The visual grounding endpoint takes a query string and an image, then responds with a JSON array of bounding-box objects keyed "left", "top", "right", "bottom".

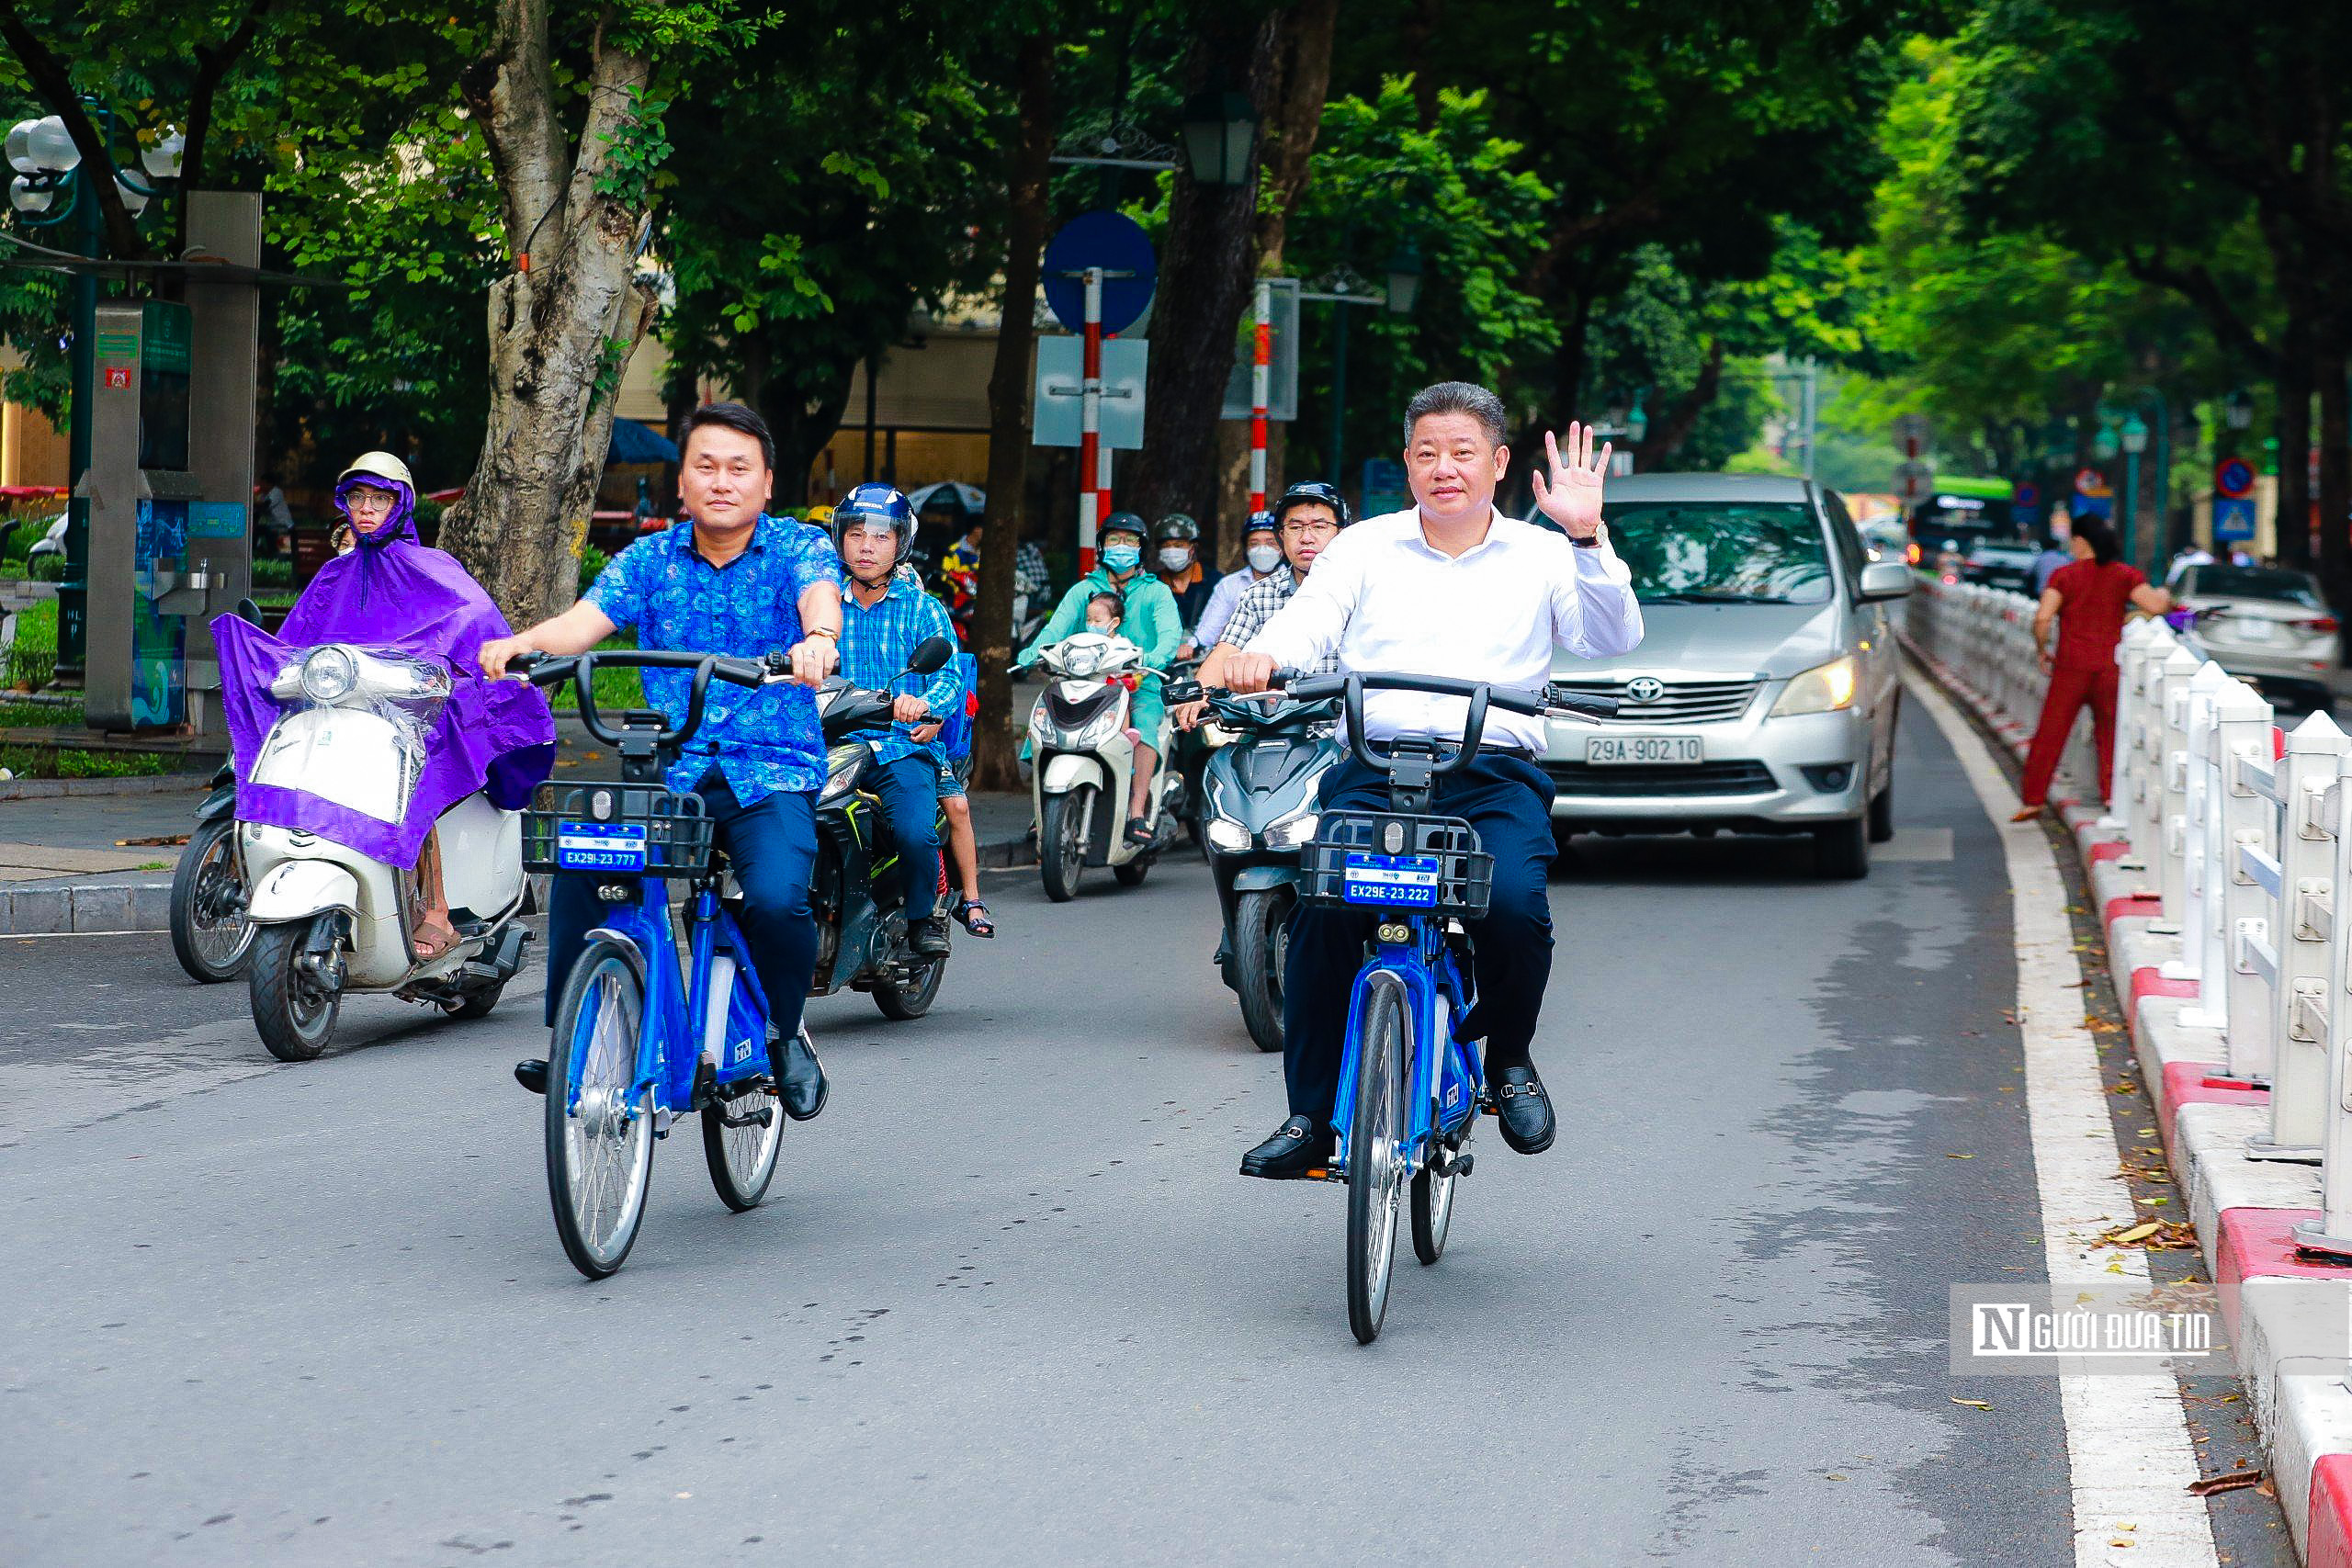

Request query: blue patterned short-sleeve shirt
[{"left": 586, "top": 513, "right": 844, "bottom": 803}]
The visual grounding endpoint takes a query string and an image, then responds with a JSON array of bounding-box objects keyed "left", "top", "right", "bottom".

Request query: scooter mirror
[{"left": 906, "top": 635, "right": 955, "bottom": 677}]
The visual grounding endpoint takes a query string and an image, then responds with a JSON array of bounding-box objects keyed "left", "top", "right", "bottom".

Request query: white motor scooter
[
  {"left": 238, "top": 643, "right": 531, "bottom": 1061},
  {"left": 1024, "top": 632, "right": 1182, "bottom": 901}
]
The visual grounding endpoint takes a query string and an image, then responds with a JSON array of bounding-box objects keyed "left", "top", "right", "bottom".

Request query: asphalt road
[{"left": 0, "top": 701, "right": 2290, "bottom": 1566}]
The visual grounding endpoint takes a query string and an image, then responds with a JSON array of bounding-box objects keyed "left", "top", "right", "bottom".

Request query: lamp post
[
  {"left": 1301, "top": 247, "right": 1418, "bottom": 486},
  {"left": 2114, "top": 388, "right": 2171, "bottom": 574},
  {"left": 2120, "top": 412, "right": 2149, "bottom": 568}
]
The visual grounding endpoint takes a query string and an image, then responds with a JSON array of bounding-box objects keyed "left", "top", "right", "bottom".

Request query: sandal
[
  {"left": 951, "top": 897, "right": 997, "bottom": 939},
  {"left": 1125, "top": 815, "right": 1154, "bottom": 848}
]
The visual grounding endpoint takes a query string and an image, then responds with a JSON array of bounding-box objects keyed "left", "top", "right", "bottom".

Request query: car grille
[
  {"left": 1551, "top": 676, "right": 1762, "bottom": 726},
  {"left": 1544, "top": 760, "right": 1779, "bottom": 797}
]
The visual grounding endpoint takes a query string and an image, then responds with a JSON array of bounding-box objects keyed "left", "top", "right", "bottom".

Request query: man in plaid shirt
[
  {"left": 1175, "top": 481, "right": 1351, "bottom": 728},
  {"left": 834, "top": 484, "right": 965, "bottom": 958}
]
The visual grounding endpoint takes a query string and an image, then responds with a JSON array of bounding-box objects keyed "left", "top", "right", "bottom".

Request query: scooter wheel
[{"left": 248, "top": 920, "right": 342, "bottom": 1061}]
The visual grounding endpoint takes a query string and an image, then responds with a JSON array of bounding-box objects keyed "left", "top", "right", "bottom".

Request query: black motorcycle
[
  {"left": 808, "top": 635, "right": 957, "bottom": 1020},
  {"left": 1179, "top": 682, "right": 1346, "bottom": 1052}
]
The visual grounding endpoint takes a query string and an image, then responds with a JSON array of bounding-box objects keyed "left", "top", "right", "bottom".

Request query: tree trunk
[
  {"left": 1119, "top": 11, "right": 1283, "bottom": 528},
  {"left": 1633, "top": 337, "right": 1724, "bottom": 468},
  {"left": 970, "top": 32, "right": 1055, "bottom": 794},
  {"left": 2274, "top": 328, "right": 2313, "bottom": 572},
  {"left": 2316, "top": 343, "right": 2350, "bottom": 616},
  {"left": 1253, "top": 0, "right": 1339, "bottom": 276},
  {"left": 438, "top": 2, "right": 660, "bottom": 629}
]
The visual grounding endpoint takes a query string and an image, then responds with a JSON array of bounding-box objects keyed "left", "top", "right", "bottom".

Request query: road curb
[
  {"left": 1912, "top": 636, "right": 2352, "bottom": 1563},
  {"left": 0, "top": 773, "right": 209, "bottom": 802},
  {"left": 0, "top": 879, "right": 173, "bottom": 936},
  {"left": 978, "top": 829, "right": 1036, "bottom": 869}
]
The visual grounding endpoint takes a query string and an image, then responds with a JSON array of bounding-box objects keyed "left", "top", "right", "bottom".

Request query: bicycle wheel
[
  {"left": 170, "top": 817, "right": 252, "bottom": 984},
  {"left": 1411, "top": 1117, "right": 1464, "bottom": 1266},
  {"left": 546, "top": 942, "right": 654, "bottom": 1278},
  {"left": 1346, "top": 975, "right": 1409, "bottom": 1344},
  {"left": 702, "top": 1048, "right": 783, "bottom": 1213}
]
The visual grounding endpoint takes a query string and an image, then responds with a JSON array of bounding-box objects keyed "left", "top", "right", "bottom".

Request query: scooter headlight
[
  {"left": 1205, "top": 817, "right": 1251, "bottom": 853},
  {"left": 820, "top": 743, "right": 869, "bottom": 802},
  {"left": 1071, "top": 705, "right": 1126, "bottom": 750},
  {"left": 299, "top": 646, "right": 358, "bottom": 704},
  {"left": 1262, "top": 810, "right": 1320, "bottom": 851},
  {"left": 1062, "top": 644, "right": 1103, "bottom": 677}
]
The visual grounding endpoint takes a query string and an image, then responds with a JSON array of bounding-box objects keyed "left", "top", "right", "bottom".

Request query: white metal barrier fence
[{"left": 1906, "top": 577, "right": 2352, "bottom": 1258}]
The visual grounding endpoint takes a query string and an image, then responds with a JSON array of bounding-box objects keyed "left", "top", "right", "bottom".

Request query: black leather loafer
[
  {"left": 1491, "top": 1066, "right": 1555, "bottom": 1155},
  {"left": 514, "top": 1058, "right": 548, "bottom": 1095},
  {"left": 1239, "top": 1114, "right": 1333, "bottom": 1179},
  {"left": 775, "top": 1028, "right": 828, "bottom": 1121}
]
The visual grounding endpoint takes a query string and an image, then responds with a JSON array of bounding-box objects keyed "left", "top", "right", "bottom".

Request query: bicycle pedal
[
  {"left": 1435, "top": 1151, "right": 1475, "bottom": 1179},
  {"left": 720, "top": 1106, "right": 775, "bottom": 1130}
]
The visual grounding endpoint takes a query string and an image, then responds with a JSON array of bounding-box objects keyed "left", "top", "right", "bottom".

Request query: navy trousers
[
  {"left": 1280, "top": 752, "right": 1558, "bottom": 1127},
  {"left": 546, "top": 771, "right": 820, "bottom": 1039},
  {"left": 864, "top": 752, "right": 944, "bottom": 917}
]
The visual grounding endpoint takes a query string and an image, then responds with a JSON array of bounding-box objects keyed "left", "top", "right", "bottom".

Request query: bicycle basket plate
[
  {"left": 1341, "top": 852, "right": 1442, "bottom": 908},
  {"left": 555, "top": 820, "right": 649, "bottom": 872}
]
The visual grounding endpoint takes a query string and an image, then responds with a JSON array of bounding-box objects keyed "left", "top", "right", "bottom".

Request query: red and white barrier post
[
  {"left": 1250, "top": 278, "right": 1271, "bottom": 513},
  {"left": 1078, "top": 265, "right": 1103, "bottom": 572}
]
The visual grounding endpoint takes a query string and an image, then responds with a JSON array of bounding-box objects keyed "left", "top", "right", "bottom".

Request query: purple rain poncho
[{"left": 213, "top": 475, "right": 556, "bottom": 865}]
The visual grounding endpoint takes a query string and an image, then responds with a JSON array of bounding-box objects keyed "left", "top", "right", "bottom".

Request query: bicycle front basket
[
  {"left": 1303, "top": 811, "right": 1492, "bottom": 918},
  {"left": 523, "top": 781, "right": 716, "bottom": 878}
]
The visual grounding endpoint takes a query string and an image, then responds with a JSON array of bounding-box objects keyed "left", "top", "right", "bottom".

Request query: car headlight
[
  {"left": 1205, "top": 818, "right": 1250, "bottom": 852},
  {"left": 1262, "top": 810, "right": 1319, "bottom": 850},
  {"left": 1770, "top": 655, "right": 1859, "bottom": 717},
  {"left": 299, "top": 646, "right": 358, "bottom": 704}
]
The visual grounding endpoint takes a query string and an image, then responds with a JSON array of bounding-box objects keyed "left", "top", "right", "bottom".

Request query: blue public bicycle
[
  {"left": 1275, "top": 669, "right": 1615, "bottom": 1343},
  {"left": 509, "top": 644, "right": 944, "bottom": 1279}
]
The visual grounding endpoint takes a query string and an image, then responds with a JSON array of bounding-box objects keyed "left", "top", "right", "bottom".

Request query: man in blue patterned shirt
[
  {"left": 481, "top": 402, "right": 843, "bottom": 1119},
  {"left": 831, "top": 483, "right": 964, "bottom": 958}
]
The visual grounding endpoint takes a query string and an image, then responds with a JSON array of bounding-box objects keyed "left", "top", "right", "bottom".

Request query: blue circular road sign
[
  {"left": 1043, "top": 211, "right": 1158, "bottom": 335},
  {"left": 2215, "top": 457, "right": 2256, "bottom": 499}
]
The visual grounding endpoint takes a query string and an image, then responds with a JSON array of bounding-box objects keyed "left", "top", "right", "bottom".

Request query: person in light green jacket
[{"left": 1020, "top": 513, "right": 1182, "bottom": 845}]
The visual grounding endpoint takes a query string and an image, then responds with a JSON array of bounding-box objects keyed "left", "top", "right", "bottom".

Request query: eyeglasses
[
  {"left": 1279, "top": 516, "right": 1340, "bottom": 538},
  {"left": 345, "top": 490, "right": 396, "bottom": 514}
]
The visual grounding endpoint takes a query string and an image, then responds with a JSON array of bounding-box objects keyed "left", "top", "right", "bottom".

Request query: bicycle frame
[
  {"left": 1329, "top": 914, "right": 1481, "bottom": 1174},
  {"left": 571, "top": 878, "right": 776, "bottom": 1123}
]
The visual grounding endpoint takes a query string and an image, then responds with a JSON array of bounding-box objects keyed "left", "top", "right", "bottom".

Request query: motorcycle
[
  {"left": 169, "top": 761, "right": 253, "bottom": 983},
  {"left": 808, "top": 634, "right": 959, "bottom": 1019},
  {"left": 238, "top": 643, "right": 531, "bottom": 1060},
  {"left": 1182, "top": 681, "right": 1345, "bottom": 1052},
  {"left": 1023, "top": 632, "right": 1182, "bottom": 901},
  {"left": 171, "top": 597, "right": 266, "bottom": 984}
]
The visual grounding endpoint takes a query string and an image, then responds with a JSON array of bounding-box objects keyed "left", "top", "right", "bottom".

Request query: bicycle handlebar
[
  {"left": 1250, "top": 669, "right": 1623, "bottom": 781},
  {"left": 510, "top": 648, "right": 774, "bottom": 750}
]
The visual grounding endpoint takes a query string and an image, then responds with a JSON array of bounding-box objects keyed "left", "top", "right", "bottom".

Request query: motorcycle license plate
[
  {"left": 1586, "top": 735, "right": 1703, "bottom": 765},
  {"left": 556, "top": 820, "right": 648, "bottom": 873},
  {"left": 1341, "top": 852, "right": 1442, "bottom": 908}
]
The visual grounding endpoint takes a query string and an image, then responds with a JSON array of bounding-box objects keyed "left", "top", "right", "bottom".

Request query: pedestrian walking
[{"left": 2013, "top": 516, "right": 2172, "bottom": 819}]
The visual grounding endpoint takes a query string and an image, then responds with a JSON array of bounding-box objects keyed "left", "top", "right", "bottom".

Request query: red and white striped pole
[
  {"left": 1078, "top": 266, "right": 1103, "bottom": 572},
  {"left": 1250, "top": 278, "right": 1271, "bottom": 512}
]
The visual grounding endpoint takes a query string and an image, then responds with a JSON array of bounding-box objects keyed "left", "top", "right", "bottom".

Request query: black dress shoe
[
  {"left": 908, "top": 917, "right": 951, "bottom": 958},
  {"left": 1239, "top": 1114, "right": 1333, "bottom": 1179},
  {"left": 775, "top": 1028, "right": 828, "bottom": 1121},
  {"left": 1491, "top": 1066, "right": 1555, "bottom": 1155},
  {"left": 514, "top": 1058, "right": 548, "bottom": 1095}
]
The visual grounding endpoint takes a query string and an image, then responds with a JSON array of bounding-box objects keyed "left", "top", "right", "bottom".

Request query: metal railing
[{"left": 1905, "top": 576, "right": 2352, "bottom": 1257}]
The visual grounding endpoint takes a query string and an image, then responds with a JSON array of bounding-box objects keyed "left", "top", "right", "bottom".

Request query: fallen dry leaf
[
  {"left": 1951, "top": 1397, "right": 1992, "bottom": 1410},
  {"left": 2188, "top": 1468, "right": 2266, "bottom": 1497},
  {"left": 2109, "top": 1222, "right": 2162, "bottom": 1246},
  {"left": 1946, "top": 1153, "right": 1975, "bottom": 1160}
]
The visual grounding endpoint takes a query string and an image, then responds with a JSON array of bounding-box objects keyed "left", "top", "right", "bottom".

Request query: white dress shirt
[{"left": 1244, "top": 506, "right": 1644, "bottom": 751}]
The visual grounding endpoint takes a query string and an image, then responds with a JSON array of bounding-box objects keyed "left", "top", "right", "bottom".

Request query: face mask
[
  {"left": 1102, "top": 543, "right": 1142, "bottom": 574},
  {"left": 1247, "top": 544, "right": 1283, "bottom": 573},
  {"left": 1158, "top": 546, "right": 1192, "bottom": 571}
]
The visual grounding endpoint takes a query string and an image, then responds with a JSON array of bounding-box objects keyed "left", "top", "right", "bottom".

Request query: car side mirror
[
  {"left": 1859, "top": 561, "right": 1914, "bottom": 601},
  {"left": 906, "top": 635, "right": 955, "bottom": 676}
]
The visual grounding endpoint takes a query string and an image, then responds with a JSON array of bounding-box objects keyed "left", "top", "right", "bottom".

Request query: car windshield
[
  {"left": 1602, "top": 502, "right": 1833, "bottom": 604},
  {"left": 2186, "top": 566, "right": 2323, "bottom": 607}
]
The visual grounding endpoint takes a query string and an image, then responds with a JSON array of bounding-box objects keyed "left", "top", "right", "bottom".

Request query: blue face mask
[{"left": 1101, "top": 542, "right": 1142, "bottom": 574}]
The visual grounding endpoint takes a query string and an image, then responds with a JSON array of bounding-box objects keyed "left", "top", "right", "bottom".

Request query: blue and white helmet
[{"left": 831, "top": 482, "right": 918, "bottom": 561}]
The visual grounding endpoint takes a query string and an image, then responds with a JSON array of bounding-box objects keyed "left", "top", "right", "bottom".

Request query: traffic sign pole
[
  {"left": 1250, "top": 279, "right": 1271, "bottom": 512},
  {"left": 1079, "top": 266, "right": 1102, "bottom": 572}
]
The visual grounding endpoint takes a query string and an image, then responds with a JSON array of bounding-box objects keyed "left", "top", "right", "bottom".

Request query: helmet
[
  {"left": 1243, "top": 509, "right": 1278, "bottom": 537},
  {"left": 1272, "top": 480, "right": 1351, "bottom": 530},
  {"left": 831, "top": 482, "right": 916, "bottom": 558},
  {"left": 1100, "top": 511, "right": 1148, "bottom": 542},
  {"left": 805, "top": 502, "right": 835, "bottom": 526},
  {"left": 336, "top": 450, "right": 413, "bottom": 492},
  {"left": 1152, "top": 513, "right": 1199, "bottom": 544}
]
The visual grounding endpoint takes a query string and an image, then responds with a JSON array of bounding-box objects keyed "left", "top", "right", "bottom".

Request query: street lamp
[
  {"left": 1625, "top": 389, "right": 1650, "bottom": 445},
  {"left": 2094, "top": 422, "right": 2120, "bottom": 462},
  {"left": 1179, "top": 91, "right": 1257, "bottom": 186},
  {"left": 2120, "top": 412, "right": 2149, "bottom": 568},
  {"left": 2224, "top": 389, "right": 2255, "bottom": 433}
]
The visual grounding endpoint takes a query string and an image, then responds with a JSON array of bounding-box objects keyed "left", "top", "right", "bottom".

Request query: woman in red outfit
[{"left": 2014, "top": 516, "right": 2172, "bottom": 819}]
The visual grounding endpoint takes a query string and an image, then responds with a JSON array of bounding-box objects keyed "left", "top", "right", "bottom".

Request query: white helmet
[{"left": 336, "top": 450, "right": 413, "bottom": 491}]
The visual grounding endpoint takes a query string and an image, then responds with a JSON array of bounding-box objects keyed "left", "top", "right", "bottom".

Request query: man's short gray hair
[{"left": 1403, "top": 381, "right": 1508, "bottom": 447}]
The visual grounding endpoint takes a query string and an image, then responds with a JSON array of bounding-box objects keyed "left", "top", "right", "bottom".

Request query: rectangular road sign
[
  {"left": 1033, "top": 336, "right": 1148, "bottom": 450},
  {"left": 2213, "top": 496, "right": 2256, "bottom": 542}
]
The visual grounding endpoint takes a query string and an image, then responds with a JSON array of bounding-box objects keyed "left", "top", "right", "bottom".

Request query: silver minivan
[{"left": 1539, "top": 472, "right": 1913, "bottom": 878}]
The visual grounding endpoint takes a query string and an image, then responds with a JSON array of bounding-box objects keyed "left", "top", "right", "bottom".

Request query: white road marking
[{"left": 1909, "top": 668, "right": 2220, "bottom": 1567}]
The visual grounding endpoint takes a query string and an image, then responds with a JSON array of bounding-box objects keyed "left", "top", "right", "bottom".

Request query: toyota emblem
[{"left": 1625, "top": 677, "right": 1666, "bottom": 704}]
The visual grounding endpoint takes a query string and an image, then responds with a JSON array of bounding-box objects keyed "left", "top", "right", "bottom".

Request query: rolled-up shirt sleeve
[
  {"left": 1550, "top": 533, "right": 1644, "bottom": 658},
  {"left": 1249, "top": 537, "right": 1360, "bottom": 671}
]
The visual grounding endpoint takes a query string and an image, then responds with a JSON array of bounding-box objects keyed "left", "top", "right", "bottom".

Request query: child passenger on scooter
[{"left": 1083, "top": 591, "right": 1125, "bottom": 637}]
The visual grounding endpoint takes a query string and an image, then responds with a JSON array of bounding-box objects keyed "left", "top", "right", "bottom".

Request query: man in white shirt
[{"left": 1225, "top": 380, "right": 1643, "bottom": 1177}]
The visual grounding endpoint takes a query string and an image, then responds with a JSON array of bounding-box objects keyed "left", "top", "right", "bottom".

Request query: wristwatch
[{"left": 1570, "top": 525, "right": 1606, "bottom": 549}]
